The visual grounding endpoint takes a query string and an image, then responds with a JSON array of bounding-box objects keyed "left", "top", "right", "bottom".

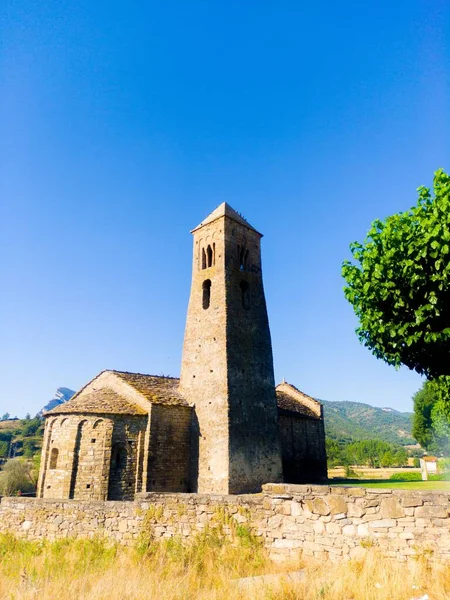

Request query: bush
[
  {"left": 0, "top": 441, "right": 9, "bottom": 459},
  {"left": 20, "top": 417, "right": 43, "bottom": 438},
  {"left": 389, "top": 472, "right": 422, "bottom": 481},
  {"left": 429, "top": 472, "right": 450, "bottom": 481},
  {"left": 0, "top": 459, "right": 36, "bottom": 496},
  {"left": 438, "top": 457, "right": 450, "bottom": 472}
]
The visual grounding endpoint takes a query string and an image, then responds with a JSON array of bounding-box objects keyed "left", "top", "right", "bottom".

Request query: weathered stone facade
[
  {"left": 38, "top": 372, "right": 191, "bottom": 501},
  {"left": 276, "top": 383, "right": 327, "bottom": 483},
  {"left": 180, "top": 203, "right": 283, "bottom": 494},
  {"left": 2, "top": 485, "right": 450, "bottom": 564},
  {"left": 37, "top": 203, "right": 327, "bottom": 499}
]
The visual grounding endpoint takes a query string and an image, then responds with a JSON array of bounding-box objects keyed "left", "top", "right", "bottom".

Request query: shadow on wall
[{"left": 190, "top": 412, "right": 200, "bottom": 493}]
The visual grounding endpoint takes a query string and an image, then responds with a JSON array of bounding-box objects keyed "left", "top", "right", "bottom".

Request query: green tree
[
  {"left": 342, "top": 169, "right": 450, "bottom": 420},
  {"left": 342, "top": 169, "right": 450, "bottom": 379},
  {"left": 380, "top": 451, "right": 395, "bottom": 468},
  {"left": 0, "top": 459, "right": 35, "bottom": 496},
  {"left": 343, "top": 439, "right": 408, "bottom": 468},
  {"left": 0, "top": 441, "right": 9, "bottom": 458},
  {"left": 412, "top": 381, "right": 450, "bottom": 455},
  {"left": 412, "top": 381, "right": 435, "bottom": 449},
  {"left": 21, "top": 417, "right": 42, "bottom": 438},
  {"left": 325, "top": 439, "right": 344, "bottom": 467},
  {"left": 21, "top": 439, "right": 38, "bottom": 458}
]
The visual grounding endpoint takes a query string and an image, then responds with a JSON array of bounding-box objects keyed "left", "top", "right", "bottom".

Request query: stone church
[{"left": 37, "top": 204, "right": 327, "bottom": 500}]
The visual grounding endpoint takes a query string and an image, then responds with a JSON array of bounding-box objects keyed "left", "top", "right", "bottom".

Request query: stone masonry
[
  {"left": 37, "top": 203, "right": 327, "bottom": 500},
  {"left": 1, "top": 485, "right": 450, "bottom": 564},
  {"left": 180, "top": 203, "right": 283, "bottom": 494}
]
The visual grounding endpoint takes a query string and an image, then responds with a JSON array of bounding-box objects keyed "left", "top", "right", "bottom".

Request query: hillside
[
  {"left": 0, "top": 387, "right": 74, "bottom": 461},
  {"left": 0, "top": 417, "right": 44, "bottom": 460},
  {"left": 321, "top": 399, "right": 415, "bottom": 445}
]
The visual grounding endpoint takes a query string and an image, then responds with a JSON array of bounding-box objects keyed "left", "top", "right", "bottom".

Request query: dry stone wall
[{"left": 1, "top": 484, "right": 450, "bottom": 563}]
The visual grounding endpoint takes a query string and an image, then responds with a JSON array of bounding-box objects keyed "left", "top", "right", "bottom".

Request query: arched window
[
  {"left": 111, "top": 444, "right": 127, "bottom": 472},
  {"left": 238, "top": 245, "right": 248, "bottom": 270},
  {"left": 201, "top": 248, "right": 207, "bottom": 270},
  {"left": 240, "top": 280, "right": 250, "bottom": 309},
  {"left": 49, "top": 448, "right": 59, "bottom": 470},
  {"left": 206, "top": 245, "right": 213, "bottom": 268},
  {"left": 202, "top": 279, "right": 211, "bottom": 309}
]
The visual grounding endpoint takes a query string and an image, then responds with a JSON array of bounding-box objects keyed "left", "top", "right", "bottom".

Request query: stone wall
[
  {"left": 279, "top": 414, "right": 327, "bottom": 483},
  {"left": 147, "top": 405, "right": 191, "bottom": 493},
  {"left": 1, "top": 484, "right": 450, "bottom": 563}
]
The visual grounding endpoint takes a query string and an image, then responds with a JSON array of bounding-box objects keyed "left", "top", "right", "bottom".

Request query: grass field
[
  {"left": 330, "top": 479, "right": 450, "bottom": 490},
  {"left": 1, "top": 532, "right": 449, "bottom": 600}
]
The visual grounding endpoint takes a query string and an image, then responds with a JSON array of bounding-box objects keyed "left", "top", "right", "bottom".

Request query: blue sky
[{"left": 1, "top": 1, "right": 449, "bottom": 416}]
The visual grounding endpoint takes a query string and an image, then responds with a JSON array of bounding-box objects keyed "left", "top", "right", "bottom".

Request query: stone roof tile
[
  {"left": 192, "top": 202, "right": 260, "bottom": 234},
  {"left": 45, "top": 388, "right": 147, "bottom": 416},
  {"left": 112, "top": 371, "right": 188, "bottom": 406},
  {"left": 45, "top": 371, "right": 189, "bottom": 417},
  {"left": 276, "top": 382, "right": 322, "bottom": 419}
]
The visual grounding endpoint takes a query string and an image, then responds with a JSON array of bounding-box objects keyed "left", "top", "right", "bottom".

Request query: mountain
[
  {"left": 321, "top": 399, "right": 415, "bottom": 446},
  {"left": 39, "top": 387, "right": 75, "bottom": 415}
]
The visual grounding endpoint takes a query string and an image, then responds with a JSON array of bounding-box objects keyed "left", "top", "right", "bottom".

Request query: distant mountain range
[
  {"left": 321, "top": 399, "right": 415, "bottom": 446},
  {"left": 36, "top": 387, "right": 415, "bottom": 446},
  {"left": 39, "top": 387, "right": 75, "bottom": 415}
]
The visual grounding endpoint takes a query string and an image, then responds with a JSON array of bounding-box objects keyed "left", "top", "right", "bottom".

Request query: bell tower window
[
  {"left": 202, "top": 279, "right": 211, "bottom": 309},
  {"left": 237, "top": 245, "right": 249, "bottom": 271},
  {"left": 240, "top": 280, "right": 250, "bottom": 309},
  {"left": 207, "top": 245, "right": 213, "bottom": 267},
  {"left": 201, "top": 245, "right": 215, "bottom": 269}
]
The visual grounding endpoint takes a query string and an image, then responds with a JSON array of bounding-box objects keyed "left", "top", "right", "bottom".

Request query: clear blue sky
[{"left": 1, "top": 1, "right": 449, "bottom": 416}]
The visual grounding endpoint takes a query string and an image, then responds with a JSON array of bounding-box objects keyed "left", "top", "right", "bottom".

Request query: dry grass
[
  {"left": 328, "top": 467, "right": 421, "bottom": 480},
  {"left": 275, "top": 551, "right": 450, "bottom": 600},
  {"left": 1, "top": 532, "right": 450, "bottom": 600}
]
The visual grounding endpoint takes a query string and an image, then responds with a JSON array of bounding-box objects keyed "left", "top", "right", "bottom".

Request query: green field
[{"left": 331, "top": 479, "right": 450, "bottom": 490}]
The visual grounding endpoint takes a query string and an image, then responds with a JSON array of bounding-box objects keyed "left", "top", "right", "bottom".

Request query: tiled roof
[
  {"left": 45, "top": 371, "right": 189, "bottom": 417},
  {"left": 276, "top": 391, "right": 319, "bottom": 419},
  {"left": 192, "top": 202, "right": 260, "bottom": 234},
  {"left": 276, "top": 382, "right": 322, "bottom": 419},
  {"left": 112, "top": 371, "right": 188, "bottom": 406},
  {"left": 45, "top": 388, "right": 147, "bottom": 416}
]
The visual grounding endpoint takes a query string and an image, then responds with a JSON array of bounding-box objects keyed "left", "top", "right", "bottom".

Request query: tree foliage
[
  {"left": 412, "top": 381, "right": 435, "bottom": 449},
  {"left": 342, "top": 169, "right": 450, "bottom": 381},
  {"left": 0, "top": 459, "right": 35, "bottom": 496},
  {"left": 326, "top": 438, "right": 408, "bottom": 468},
  {"left": 411, "top": 380, "right": 450, "bottom": 455}
]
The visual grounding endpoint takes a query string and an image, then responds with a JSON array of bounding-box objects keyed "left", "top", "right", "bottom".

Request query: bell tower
[{"left": 180, "top": 203, "right": 283, "bottom": 494}]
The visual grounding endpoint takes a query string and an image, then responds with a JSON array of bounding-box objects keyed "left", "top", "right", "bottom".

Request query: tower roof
[{"left": 192, "top": 202, "right": 261, "bottom": 235}]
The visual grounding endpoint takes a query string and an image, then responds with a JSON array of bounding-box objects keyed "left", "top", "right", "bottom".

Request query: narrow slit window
[
  {"left": 240, "top": 280, "right": 250, "bottom": 309},
  {"left": 206, "top": 245, "right": 213, "bottom": 268},
  {"left": 49, "top": 448, "right": 59, "bottom": 470},
  {"left": 201, "top": 248, "right": 206, "bottom": 270},
  {"left": 239, "top": 246, "right": 248, "bottom": 270},
  {"left": 203, "top": 279, "right": 211, "bottom": 309}
]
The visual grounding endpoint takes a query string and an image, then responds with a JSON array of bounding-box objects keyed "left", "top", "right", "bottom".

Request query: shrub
[
  {"left": 0, "top": 459, "right": 36, "bottom": 496},
  {"left": 389, "top": 472, "right": 422, "bottom": 481},
  {"left": 438, "top": 457, "right": 450, "bottom": 472}
]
